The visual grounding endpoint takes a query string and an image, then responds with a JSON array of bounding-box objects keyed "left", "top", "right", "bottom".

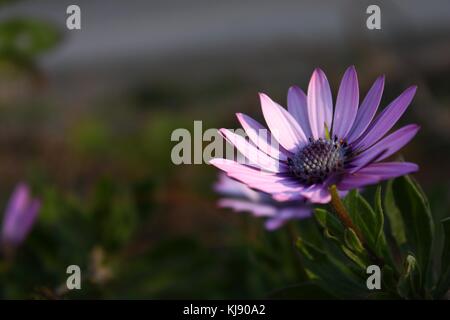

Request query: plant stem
[
  {"left": 329, "top": 185, "right": 363, "bottom": 241},
  {"left": 328, "top": 185, "right": 384, "bottom": 266}
]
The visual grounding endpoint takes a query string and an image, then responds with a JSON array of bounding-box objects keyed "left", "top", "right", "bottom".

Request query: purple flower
[
  {"left": 214, "top": 173, "right": 311, "bottom": 230},
  {"left": 210, "top": 66, "right": 419, "bottom": 203},
  {"left": 1, "top": 183, "right": 41, "bottom": 248}
]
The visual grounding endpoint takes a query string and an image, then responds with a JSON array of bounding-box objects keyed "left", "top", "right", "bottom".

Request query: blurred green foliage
[
  {"left": 0, "top": 18, "right": 61, "bottom": 73},
  {"left": 0, "top": 19, "right": 60, "bottom": 57},
  {"left": 0, "top": 175, "right": 309, "bottom": 298}
]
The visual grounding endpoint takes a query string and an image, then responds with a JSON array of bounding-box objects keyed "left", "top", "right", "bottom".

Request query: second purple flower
[{"left": 1, "top": 183, "right": 41, "bottom": 249}]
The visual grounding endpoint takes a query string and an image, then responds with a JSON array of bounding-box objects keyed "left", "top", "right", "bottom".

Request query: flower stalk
[
  {"left": 329, "top": 185, "right": 384, "bottom": 266},
  {"left": 329, "top": 185, "right": 363, "bottom": 241}
]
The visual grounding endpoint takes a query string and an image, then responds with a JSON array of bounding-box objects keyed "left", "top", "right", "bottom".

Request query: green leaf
[
  {"left": 340, "top": 245, "right": 366, "bottom": 270},
  {"left": 391, "top": 176, "right": 434, "bottom": 287},
  {"left": 384, "top": 180, "right": 407, "bottom": 246},
  {"left": 397, "top": 254, "right": 421, "bottom": 299},
  {"left": 373, "top": 186, "right": 385, "bottom": 250},
  {"left": 314, "top": 208, "right": 344, "bottom": 243},
  {"left": 344, "top": 190, "right": 381, "bottom": 254},
  {"left": 341, "top": 228, "right": 370, "bottom": 270},
  {"left": 439, "top": 217, "right": 450, "bottom": 279},
  {"left": 344, "top": 228, "right": 365, "bottom": 254},
  {"left": 296, "top": 237, "right": 368, "bottom": 298},
  {"left": 435, "top": 217, "right": 450, "bottom": 298},
  {"left": 315, "top": 208, "right": 370, "bottom": 272},
  {"left": 373, "top": 186, "right": 396, "bottom": 267}
]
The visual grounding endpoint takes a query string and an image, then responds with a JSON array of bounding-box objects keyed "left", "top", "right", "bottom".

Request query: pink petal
[
  {"left": 209, "top": 159, "right": 303, "bottom": 195},
  {"left": 260, "top": 93, "right": 307, "bottom": 152},
  {"left": 346, "top": 75, "right": 385, "bottom": 143},
  {"left": 332, "top": 66, "right": 359, "bottom": 139},
  {"left": 355, "top": 162, "right": 419, "bottom": 179},
  {"left": 220, "top": 128, "right": 287, "bottom": 173},
  {"left": 214, "top": 173, "right": 261, "bottom": 200},
  {"left": 299, "top": 184, "right": 331, "bottom": 204},
  {"left": 2, "top": 184, "right": 30, "bottom": 242},
  {"left": 287, "top": 86, "right": 312, "bottom": 138},
  {"left": 338, "top": 174, "right": 381, "bottom": 190},
  {"left": 352, "top": 86, "right": 417, "bottom": 151},
  {"left": 264, "top": 207, "right": 311, "bottom": 231},
  {"left": 339, "top": 162, "right": 418, "bottom": 190},
  {"left": 349, "top": 124, "right": 420, "bottom": 172},
  {"left": 17, "top": 199, "right": 41, "bottom": 244},
  {"left": 273, "top": 184, "right": 331, "bottom": 204},
  {"left": 307, "top": 68, "right": 333, "bottom": 139},
  {"left": 236, "top": 113, "right": 288, "bottom": 161},
  {"left": 1, "top": 183, "right": 40, "bottom": 246},
  {"left": 218, "top": 199, "right": 276, "bottom": 217},
  {"left": 272, "top": 192, "right": 304, "bottom": 202}
]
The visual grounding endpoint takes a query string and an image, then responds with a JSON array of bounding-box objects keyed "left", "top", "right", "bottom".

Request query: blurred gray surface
[{"left": 2, "top": 0, "right": 449, "bottom": 70}]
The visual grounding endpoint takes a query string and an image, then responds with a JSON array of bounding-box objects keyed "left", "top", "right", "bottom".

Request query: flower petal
[
  {"left": 218, "top": 199, "right": 276, "bottom": 217},
  {"left": 338, "top": 162, "right": 418, "bottom": 190},
  {"left": 16, "top": 200, "right": 40, "bottom": 244},
  {"left": 260, "top": 93, "right": 307, "bottom": 152},
  {"left": 4, "top": 183, "right": 30, "bottom": 222},
  {"left": 209, "top": 159, "right": 303, "bottom": 195},
  {"left": 349, "top": 124, "right": 420, "bottom": 172},
  {"left": 236, "top": 113, "right": 288, "bottom": 161},
  {"left": 352, "top": 86, "right": 417, "bottom": 151},
  {"left": 273, "top": 184, "right": 331, "bottom": 203},
  {"left": 332, "top": 66, "right": 359, "bottom": 139},
  {"left": 299, "top": 184, "right": 331, "bottom": 203},
  {"left": 272, "top": 192, "right": 304, "bottom": 202},
  {"left": 307, "top": 68, "right": 333, "bottom": 139},
  {"left": 287, "top": 86, "right": 312, "bottom": 138},
  {"left": 2, "top": 184, "right": 30, "bottom": 243},
  {"left": 338, "top": 174, "right": 381, "bottom": 191},
  {"left": 264, "top": 207, "right": 311, "bottom": 230},
  {"left": 220, "top": 128, "right": 287, "bottom": 173},
  {"left": 1, "top": 184, "right": 40, "bottom": 246},
  {"left": 355, "top": 162, "right": 419, "bottom": 179},
  {"left": 346, "top": 75, "right": 385, "bottom": 143},
  {"left": 214, "top": 173, "right": 261, "bottom": 200}
]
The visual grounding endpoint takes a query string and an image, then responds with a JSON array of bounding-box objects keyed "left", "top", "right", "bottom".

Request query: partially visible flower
[
  {"left": 1, "top": 183, "right": 41, "bottom": 248},
  {"left": 210, "top": 66, "right": 419, "bottom": 203},
  {"left": 214, "top": 173, "right": 311, "bottom": 230}
]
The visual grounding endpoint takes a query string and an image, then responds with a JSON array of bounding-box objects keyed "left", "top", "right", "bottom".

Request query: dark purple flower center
[{"left": 287, "top": 137, "right": 348, "bottom": 185}]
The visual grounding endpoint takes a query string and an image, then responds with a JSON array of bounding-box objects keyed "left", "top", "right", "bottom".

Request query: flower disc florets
[{"left": 288, "top": 137, "right": 349, "bottom": 185}]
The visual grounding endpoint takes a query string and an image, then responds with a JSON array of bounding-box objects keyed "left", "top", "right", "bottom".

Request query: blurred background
[{"left": 0, "top": 0, "right": 449, "bottom": 298}]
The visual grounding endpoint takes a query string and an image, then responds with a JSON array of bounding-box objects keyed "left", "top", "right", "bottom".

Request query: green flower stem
[
  {"left": 329, "top": 185, "right": 384, "bottom": 266},
  {"left": 329, "top": 185, "right": 364, "bottom": 242}
]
